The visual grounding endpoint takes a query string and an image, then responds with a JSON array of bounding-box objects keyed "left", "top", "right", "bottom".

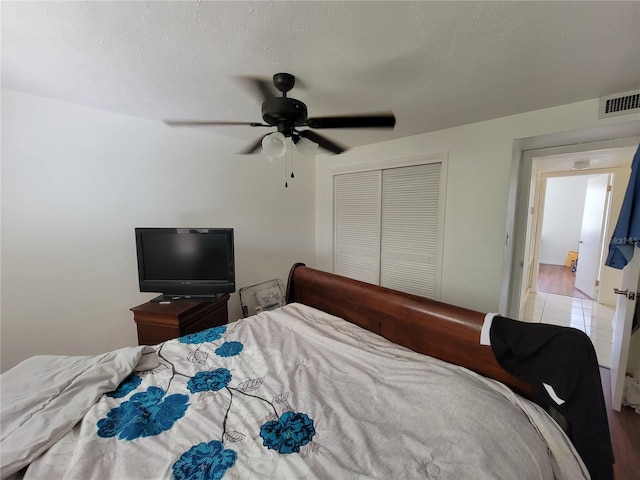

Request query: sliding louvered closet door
[
  {"left": 380, "top": 163, "right": 441, "bottom": 297},
  {"left": 334, "top": 170, "right": 382, "bottom": 284},
  {"left": 334, "top": 162, "right": 442, "bottom": 299}
]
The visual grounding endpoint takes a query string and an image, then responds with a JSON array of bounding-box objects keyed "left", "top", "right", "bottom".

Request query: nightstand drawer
[{"left": 131, "top": 294, "right": 229, "bottom": 345}]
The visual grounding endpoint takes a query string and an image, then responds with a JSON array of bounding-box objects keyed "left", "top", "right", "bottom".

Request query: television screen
[{"left": 135, "top": 228, "right": 235, "bottom": 301}]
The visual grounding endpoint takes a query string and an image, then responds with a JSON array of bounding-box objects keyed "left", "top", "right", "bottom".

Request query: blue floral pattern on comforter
[
  {"left": 97, "top": 387, "right": 189, "bottom": 440},
  {"left": 172, "top": 440, "right": 237, "bottom": 480},
  {"left": 96, "top": 323, "right": 316, "bottom": 479}
]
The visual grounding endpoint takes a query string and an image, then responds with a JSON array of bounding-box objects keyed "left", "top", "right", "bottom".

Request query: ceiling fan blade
[
  {"left": 306, "top": 113, "right": 395, "bottom": 129},
  {"left": 238, "top": 76, "right": 277, "bottom": 102},
  {"left": 298, "top": 130, "right": 346, "bottom": 154},
  {"left": 164, "top": 120, "right": 269, "bottom": 127},
  {"left": 240, "top": 134, "right": 270, "bottom": 154}
]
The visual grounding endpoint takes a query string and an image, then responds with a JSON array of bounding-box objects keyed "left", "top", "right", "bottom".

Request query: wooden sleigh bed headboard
[{"left": 286, "top": 263, "right": 535, "bottom": 400}]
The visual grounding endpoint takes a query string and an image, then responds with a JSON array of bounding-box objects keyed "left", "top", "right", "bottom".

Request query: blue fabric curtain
[{"left": 605, "top": 144, "right": 640, "bottom": 269}]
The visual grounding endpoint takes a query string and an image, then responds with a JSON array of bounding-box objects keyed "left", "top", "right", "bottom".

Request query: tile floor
[{"left": 519, "top": 292, "right": 616, "bottom": 368}]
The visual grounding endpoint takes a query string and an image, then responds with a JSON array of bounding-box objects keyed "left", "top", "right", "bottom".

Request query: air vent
[{"left": 599, "top": 89, "right": 640, "bottom": 119}]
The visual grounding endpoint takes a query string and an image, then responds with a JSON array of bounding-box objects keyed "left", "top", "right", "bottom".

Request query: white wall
[
  {"left": 1, "top": 89, "right": 315, "bottom": 372},
  {"left": 539, "top": 176, "right": 590, "bottom": 265},
  {"left": 316, "top": 98, "right": 639, "bottom": 313}
]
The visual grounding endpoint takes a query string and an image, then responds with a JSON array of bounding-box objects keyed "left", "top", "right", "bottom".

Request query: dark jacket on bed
[{"left": 489, "top": 316, "right": 613, "bottom": 480}]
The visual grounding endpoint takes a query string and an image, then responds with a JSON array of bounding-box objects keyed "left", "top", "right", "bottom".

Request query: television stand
[
  {"left": 151, "top": 294, "right": 224, "bottom": 303},
  {"left": 131, "top": 294, "right": 230, "bottom": 345}
]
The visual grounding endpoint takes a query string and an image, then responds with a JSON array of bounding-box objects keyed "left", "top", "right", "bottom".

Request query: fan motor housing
[{"left": 262, "top": 97, "right": 308, "bottom": 126}]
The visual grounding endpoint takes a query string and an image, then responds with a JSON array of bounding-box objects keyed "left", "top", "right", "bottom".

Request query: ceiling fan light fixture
[
  {"left": 295, "top": 137, "right": 319, "bottom": 157},
  {"left": 262, "top": 132, "right": 286, "bottom": 158}
]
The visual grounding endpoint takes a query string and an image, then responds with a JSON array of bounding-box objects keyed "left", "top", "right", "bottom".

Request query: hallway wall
[{"left": 539, "top": 175, "right": 590, "bottom": 265}]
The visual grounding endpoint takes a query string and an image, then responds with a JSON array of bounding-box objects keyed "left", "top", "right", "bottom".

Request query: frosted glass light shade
[
  {"left": 296, "top": 137, "right": 319, "bottom": 157},
  {"left": 262, "top": 132, "right": 286, "bottom": 158}
]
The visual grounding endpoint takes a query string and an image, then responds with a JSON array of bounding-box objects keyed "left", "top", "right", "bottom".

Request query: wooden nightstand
[{"left": 131, "top": 294, "right": 230, "bottom": 345}]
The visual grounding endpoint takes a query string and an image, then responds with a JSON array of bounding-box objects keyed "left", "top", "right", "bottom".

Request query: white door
[
  {"left": 610, "top": 246, "right": 640, "bottom": 411},
  {"left": 380, "top": 163, "right": 442, "bottom": 298},
  {"left": 575, "top": 174, "right": 610, "bottom": 298},
  {"left": 334, "top": 170, "right": 382, "bottom": 284}
]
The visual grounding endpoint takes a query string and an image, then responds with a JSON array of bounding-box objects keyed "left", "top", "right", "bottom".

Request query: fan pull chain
[
  {"left": 284, "top": 137, "right": 295, "bottom": 187},
  {"left": 290, "top": 138, "right": 295, "bottom": 179}
]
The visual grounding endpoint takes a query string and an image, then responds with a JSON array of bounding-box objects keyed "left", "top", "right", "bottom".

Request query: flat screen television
[{"left": 135, "top": 227, "right": 235, "bottom": 301}]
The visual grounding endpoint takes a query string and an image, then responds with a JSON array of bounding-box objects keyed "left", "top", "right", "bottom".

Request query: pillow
[{"left": 255, "top": 286, "right": 284, "bottom": 310}]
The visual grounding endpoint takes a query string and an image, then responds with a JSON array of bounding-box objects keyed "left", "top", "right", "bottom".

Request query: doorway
[
  {"left": 521, "top": 147, "right": 635, "bottom": 306},
  {"left": 534, "top": 172, "right": 611, "bottom": 301},
  {"left": 517, "top": 145, "right": 635, "bottom": 368}
]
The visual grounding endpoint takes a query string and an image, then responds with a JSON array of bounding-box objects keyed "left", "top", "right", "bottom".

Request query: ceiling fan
[{"left": 164, "top": 72, "right": 396, "bottom": 155}]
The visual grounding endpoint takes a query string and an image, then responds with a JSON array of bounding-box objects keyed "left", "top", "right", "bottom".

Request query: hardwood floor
[
  {"left": 537, "top": 263, "right": 592, "bottom": 299},
  {"left": 600, "top": 367, "right": 640, "bottom": 479}
]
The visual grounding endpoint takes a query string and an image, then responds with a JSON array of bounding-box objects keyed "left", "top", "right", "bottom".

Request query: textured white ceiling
[{"left": 2, "top": 1, "right": 639, "bottom": 151}]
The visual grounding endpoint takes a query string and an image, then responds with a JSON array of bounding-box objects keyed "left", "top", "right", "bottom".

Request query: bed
[{"left": 1, "top": 263, "right": 601, "bottom": 479}]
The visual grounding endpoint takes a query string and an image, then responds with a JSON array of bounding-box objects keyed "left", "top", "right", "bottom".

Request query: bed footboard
[{"left": 286, "top": 263, "right": 535, "bottom": 400}]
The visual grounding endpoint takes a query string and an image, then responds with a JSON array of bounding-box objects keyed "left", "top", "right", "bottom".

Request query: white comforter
[
  {"left": 1, "top": 303, "right": 589, "bottom": 479},
  {"left": 0, "top": 345, "right": 149, "bottom": 478}
]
